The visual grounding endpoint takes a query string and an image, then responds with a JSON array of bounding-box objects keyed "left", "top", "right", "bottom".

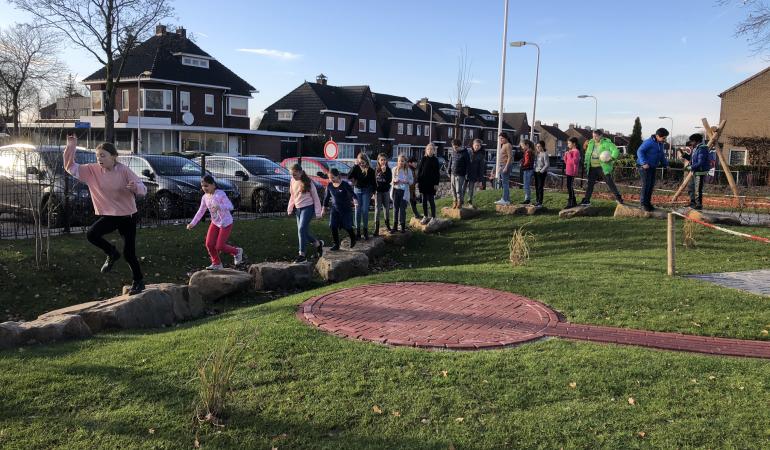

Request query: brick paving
[
  {"left": 298, "top": 282, "right": 770, "bottom": 358},
  {"left": 687, "top": 269, "right": 770, "bottom": 297}
]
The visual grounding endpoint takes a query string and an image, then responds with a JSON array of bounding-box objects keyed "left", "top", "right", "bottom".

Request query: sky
[{"left": 2, "top": 0, "right": 768, "bottom": 137}]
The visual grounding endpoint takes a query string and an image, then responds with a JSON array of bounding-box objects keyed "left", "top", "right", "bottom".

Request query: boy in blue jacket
[
  {"left": 686, "top": 133, "right": 710, "bottom": 210},
  {"left": 322, "top": 168, "right": 357, "bottom": 251},
  {"left": 637, "top": 127, "right": 669, "bottom": 212}
]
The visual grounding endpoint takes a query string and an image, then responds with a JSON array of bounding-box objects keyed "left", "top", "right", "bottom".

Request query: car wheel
[
  {"left": 155, "top": 192, "right": 180, "bottom": 220},
  {"left": 252, "top": 189, "right": 271, "bottom": 213}
]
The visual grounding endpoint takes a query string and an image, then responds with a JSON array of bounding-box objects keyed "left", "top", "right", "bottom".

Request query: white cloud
[{"left": 237, "top": 48, "right": 301, "bottom": 60}]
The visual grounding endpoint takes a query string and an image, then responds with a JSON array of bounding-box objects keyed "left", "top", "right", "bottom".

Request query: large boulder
[
  {"left": 0, "top": 321, "right": 22, "bottom": 350},
  {"left": 249, "top": 262, "right": 314, "bottom": 291},
  {"left": 441, "top": 206, "right": 482, "bottom": 220},
  {"left": 496, "top": 204, "right": 541, "bottom": 215},
  {"left": 380, "top": 229, "right": 413, "bottom": 246},
  {"left": 559, "top": 205, "right": 605, "bottom": 219},
  {"left": 686, "top": 208, "right": 742, "bottom": 226},
  {"left": 341, "top": 236, "right": 386, "bottom": 261},
  {"left": 18, "top": 314, "right": 92, "bottom": 345},
  {"left": 315, "top": 251, "right": 369, "bottom": 282},
  {"left": 410, "top": 216, "right": 452, "bottom": 233},
  {"left": 614, "top": 204, "right": 668, "bottom": 219},
  {"left": 188, "top": 269, "right": 252, "bottom": 302}
]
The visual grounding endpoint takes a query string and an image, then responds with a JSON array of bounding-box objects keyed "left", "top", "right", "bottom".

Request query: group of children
[{"left": 446, "top": 138, "right": 487, "bottom": 209}]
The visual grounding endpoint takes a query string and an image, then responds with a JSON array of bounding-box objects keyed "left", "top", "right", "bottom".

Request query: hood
[
  {"left": 254, "top": 173, "right": 292, "bottom": 185},
  {"left": 163, "top": 175, "right": 238, "bottom": 192}
]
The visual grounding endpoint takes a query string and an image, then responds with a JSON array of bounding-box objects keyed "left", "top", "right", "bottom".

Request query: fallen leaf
[
  {"left": 708, "top": 375, "right": 716, "bottom": 380},
  {"left": 148, "top": 428, "right": 155, "bottom": 434},
  {"left": 441, "top": 370, "right": 448, "bottom": 377},
  {"left": 690, "top": 378, "right": 698, "bottom": 384},
  {"left": 691, "top": 321, "right": 702, "bottom": 327},
  {"left": 421, "top": 418, "right": 430, "bottom": 424},
  {"left": 628, "top": 397, "right": 636, "bottom": 406},
  {"left": 761, "top": 330, "right": 768, "bottom": 336},
  {"left": 637, "top": 431, "right": 646, "bottom": 438},
  {"left": 194, "top": 438, "right": 200, "bottom": 448},
  {"left": 739, "top": 386, "right": 745, "bottom": 390},
  {"left": 569, "top": 382, "right": 577, "bottom": 389},
  {"left": 372, "top": 405, "right": 383, "bottom": 414},
  {"left": 392, "top": 411, "right": 400, "bottom": 417},
  {"left": 455, "top": 417, "right": 464, "bottom": 423}
]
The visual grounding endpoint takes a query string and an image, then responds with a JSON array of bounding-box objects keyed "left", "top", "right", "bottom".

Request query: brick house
[
  {"left": 503, "top": 112, "right": 538, "bottom": 144},
  {"left": 533, "top": 121, "right": 568, "bottom": 155},
  {"left": 372, "top": 93, "right": 430, "bottom": 159},
  {"left": 718, "top": 66, "right": 770, "bottom": 166},
  {"left": 259, "top": 74, "right": 380, "bottom": 159},
  {"left": 39, "top": 94, "right": 91, "bottom": 121}
]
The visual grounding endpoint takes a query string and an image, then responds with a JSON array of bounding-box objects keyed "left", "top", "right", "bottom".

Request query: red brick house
[{"left": 372, "top": 92, "right": 431, "bottom": 159}]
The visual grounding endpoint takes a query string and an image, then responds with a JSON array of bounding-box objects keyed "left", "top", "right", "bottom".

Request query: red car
[{"left": 280, "top": 157, "right": 353, "bottom": 187}]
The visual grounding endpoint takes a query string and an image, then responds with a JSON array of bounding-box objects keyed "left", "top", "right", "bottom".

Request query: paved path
[
  {"left": 688, "top": 269, "right": 770, "bottom": 297},
  {"left": 298, "top": 282, "right": 770, "bottom": 358}
]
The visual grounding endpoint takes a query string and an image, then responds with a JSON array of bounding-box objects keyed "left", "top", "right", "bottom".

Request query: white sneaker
[
  {"left": 234, "top": 247, "right": 244, "bottom": 265},
  {"left": 420, "top": 216, "right": 430, "bottom": 225},
  {"left": 494, "top": 199, "right": 505, "bottom": 205},
  {"left": 206, "top": 263, "right": 223, "bottom": 270}
]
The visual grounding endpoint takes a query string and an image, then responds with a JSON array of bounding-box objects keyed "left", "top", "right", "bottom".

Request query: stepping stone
[
  {"left": 248, "top": 262, "right": 314, "bottom": 291},
  {"left": 409, "top": 216, "right": 452, "bottom": 233},
  {"left": 0, "top": 314, "right": 91, "bottom": 349},
  {"left": 341, "top": 235, "right": 386, "bottom": 261},
  {"left": 380, "top": 229, "right": 413, "bottom": 246},
  {"left": 441, "top": 206, "right": 482, "bottom": 220},
  {"left": 686, "top": 208, "right": 742, "bottom": 226},
  {"left": 496, "top": 203, "right": 541, "bottom": 215},
  {"left": 558, "top": 205, "right": 604, "bottom": 219},
  {"left": 315, "top": 251, "right": 369, "bottom": 282},
  {"left": 613, "top": 203, "right": 668, "bottom": 219},
  {"left": 189, "top": 269, "right": 252, "bottom": 302}
]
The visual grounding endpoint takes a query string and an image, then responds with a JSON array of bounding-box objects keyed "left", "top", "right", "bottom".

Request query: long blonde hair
[
  {"left": 357, "top": 152, "right": 371, "bottom": 175},
  {"left": 424, "top": 143, "right": 436, "bottom": 157},
  {"left": 392, "top": 154, "right": 407, "bottom": 179}
]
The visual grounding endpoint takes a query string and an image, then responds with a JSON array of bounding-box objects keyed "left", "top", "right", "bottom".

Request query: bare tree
[
  {"left": 720, "top": 0, "right": 770, "bottom": 56},
  {"left": 449, "top": 48, "right": 473, "bottom": 143},
  {"left": 10, "top": 0, "right": 175, "bottom": 143},
  {"left": 0, "top": 23, "right": 62, "bottom": 136}
]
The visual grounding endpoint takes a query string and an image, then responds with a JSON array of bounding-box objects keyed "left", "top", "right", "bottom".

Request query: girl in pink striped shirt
[{"left": 187, "top": 175, "right": 244, "bottom": 270}]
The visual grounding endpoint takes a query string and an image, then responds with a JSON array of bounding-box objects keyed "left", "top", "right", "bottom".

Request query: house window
[
  {"left": 488, "top": 131, "right": 495, "bottom": 141},
  {"left": 121, "top": 90, "right": 129, "bottom": 111},
  {"left": 416, "top": 125, "right": 422, "bottom": 136},
  {"left": 90, "top": 90, "right": 104, "bottom": 112},
  {"left": 397, "top": 123, "right": 404, "bottom": 135},
  {"left": 425, "top": 126, "right": 430, "bottom": 137},
  {"left": 368, "top": 120, "right": 376, "bottom": 133},
  {"left": 141, "top": 89, "right": 173, "bottom": 111},
  {"left": 180, "top": 91, "right": 190, "bottom": 112},
  {"left": 359, "top": 118, "right": 366, "bottom": 132},
  {"left": 407, "top": 124, "right": 413, "bottom": 135},
  {"left": 448, "top": 127, "right": 454, "bottom": 138},
  {"left": 277, "top": 110, "right": 294, "bottom": 121},
  {"left": 326, "top": 116, "right": 334, "bottom": 130},
  {"left": 205, "top": 94, "right": 214, "bottom": 115},
  {"left": 729, "top": 149, "right": 747, "bottom": 166},
  {"left": 227, "top": 97, "right": 249, "bottom": 117},
  {"left": 181, "top": 56, "right": 210, "bottom": 69},
  {"left": 337, "top": 117, "right": 345, "bottom": 131}
]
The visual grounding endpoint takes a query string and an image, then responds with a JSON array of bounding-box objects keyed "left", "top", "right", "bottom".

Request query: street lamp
[
  {"left": 510, "top": 40, "right": 540, "bottom": 142},
  {"left": 425, "top": 101, "right": 433, "bottom": 144},
  {"left": 137, "top": 70, "right": 152, "bottom": 154},
  {"left": 577, "top": 95, "right": 598, "bottom": 130},
  {"left": 659, "top": 115, "right": 674, "bottom": 156},
  {"left": 462, "top": 115, "right": 475, "bottom": 145},
  {"left": 494, "top": 0, "right": 510, "bottom": 179}
]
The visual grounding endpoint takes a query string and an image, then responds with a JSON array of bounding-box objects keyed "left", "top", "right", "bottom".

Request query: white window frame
[
  {"left": 368, "top": 119, "right": 376, "bottom": 133},
  {"left": 205, "top": 94, "right": 215, "bottom": 115},
  {"left": 337, "top": 117, "right": 345, "bottom": 131},
  {"left": 729, "top": 149, "right": 747, "bottom": 166},
  {"left": 277, "top": 110, "right": 294, "bottom": 121},
  {"left": 141, "top": 89, "right": 173, "bottom": 112},
  {"left": 407, "top": 123, "right": 413, "bottom": 135},
  {"left": 326, "top": 116, "right": 335, "bottom": 130},
  {"left": 227, "top": 97, "right": 249, "bottom": 117},
  {"left": 121, "top": 90, "right": 129, "bottom": 111},
  {"left": 90, "top": 90, "right": 104, "bottom": 112},
  {"left": 359, "top": 118, "right": 366, "bottom": 132},
  {"left": 181, "top": 56, "right": 210, "bottom": 68},
  {"left": 180, "top": 91, "right": 190, "bottom": 112},
  {"left": 397, "top": 123, "right": 404, "bottom": 135}
]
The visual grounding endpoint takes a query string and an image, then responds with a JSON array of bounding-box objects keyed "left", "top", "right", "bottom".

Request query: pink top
[
  {"left": 190, "top": 190, "right": 234, "bottom": 228},
  {"left": 287, "top": 178, "right": 322, "bottom": 217},
  {"left": 563, "top": 148, "right": 581, "bottom": 177},
  {"left": 63, "top": 143, "right": 146, "bottom": 216}
]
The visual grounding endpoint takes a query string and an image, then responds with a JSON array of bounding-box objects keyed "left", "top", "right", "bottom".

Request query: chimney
[
  {"left": 316, "top": 73, "right": 328, "bottom": 85},
  {"left": 569, "top": 123, "right": 575, "bottom": 129},
  {"left": 535, "top": 120, "right": 542, "bottom": 126},
  {"left": 552, "top": 122, "right": 559, "bottom": 128},
  {"left": 155, "top": 24, "right": 167, "bottom": 36},
  {"left": 176, "top": 27, "right": 186, "bottom": 38}
]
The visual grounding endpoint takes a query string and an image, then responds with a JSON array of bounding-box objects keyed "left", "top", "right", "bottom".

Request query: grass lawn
[{"left": 2, "top": 188, "right": 770, "bottom": 449}]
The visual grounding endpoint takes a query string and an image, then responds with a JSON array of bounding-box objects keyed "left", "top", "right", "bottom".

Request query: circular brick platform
[{"left": 298, "top": 282, "right": 560, "bottom": 350}]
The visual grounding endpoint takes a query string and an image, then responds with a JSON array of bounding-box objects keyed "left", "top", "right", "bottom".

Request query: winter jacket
[
  {"left": 390, "top": 167, "right": 414, "bottom": 203},
  {"left": 534, "top": 151, "right": 550, "bottom": 173},
  {"left": 347, "top": 164, "right": 376, "bottom": 191},
  {"left": 563, "top": 148, "right": 581, "bottom": 177},
  {"left": 417, "top": 156, "right": 441, "bottom": 192},
  {"left": 637, "top": 135, "right": 669, "bottom": 169},
  {"left": 448, "top": 148, "right": 471, "bottom": 177},
  {"left": 690, "top": 143, "right": 711, "bottom": 173},
  {"left": 584, "top": 138, "right": 620, "bottom": 175},
  {"left": 468, "top": 149, "right": 486, "bottom": 182},
  {"left": 374, "top": 165, "right": 392, "bottom": 193},
  {"left": 521, "top": 149, "right": 535, "bottom": 170}
]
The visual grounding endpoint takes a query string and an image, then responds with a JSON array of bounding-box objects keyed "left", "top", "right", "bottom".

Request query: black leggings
[
  {"left": 422, "top": 193, "right": 436, "bottom": 218},
  {"left": 331, "top": 226, "right": 355, "bottom": 247},
  {"left": 87, "top": 215, "right": 143, "bottom": 281}
]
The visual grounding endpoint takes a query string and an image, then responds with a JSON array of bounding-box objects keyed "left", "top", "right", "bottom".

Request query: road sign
[
  {"left": 323, "top": 139, "right": 339, "bottom": 159},
  {"left": 74, "top": 121, "right": 91, "bottom": 129}
]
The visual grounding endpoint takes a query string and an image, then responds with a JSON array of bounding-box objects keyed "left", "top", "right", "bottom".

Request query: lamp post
[
  {"left": 510, "top": 40, "right": 540, "bottom": 142},
  {"left": 426, "top": 101, "right": 433, "bottom": 144},
  {"left": 462, "top": 115, "right": 475, "bottom": 145},
  {"left": 659, "top": 115, "right": 674, "bottom": 156},
  {"left": 577, "top": 95, "right": 598, "bottom": 130},
  {"left": 494, "top": 0, "right": 509, "bottom": 179},
  {"left": 137, "top": 70, "right": 152, "bottom": 154}
]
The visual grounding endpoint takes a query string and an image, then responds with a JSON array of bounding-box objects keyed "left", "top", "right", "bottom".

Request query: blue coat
[
  {"left": 637, "top": 136, "right": 668, "bottom": 168},
  {"left": 690, "top": 144, "right": 710, "bottom": 173}
]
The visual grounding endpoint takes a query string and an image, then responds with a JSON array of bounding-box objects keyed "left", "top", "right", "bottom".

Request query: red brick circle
[{"left": 298, "top": 282, "right": 560, "bottom": 350}]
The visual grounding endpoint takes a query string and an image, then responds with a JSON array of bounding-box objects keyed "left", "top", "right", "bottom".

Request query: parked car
[
  {"left": 280, "top": 157, "right": 352, "bottom": 187},
  {"left": 118, "top": 154, "right": 240, "bottom": 219},
  {"left": 193, "top": 155, "right": 293, "bottom": 213},
  {"left": 0, "top": 144, "right": 96, "bottom": 227}
]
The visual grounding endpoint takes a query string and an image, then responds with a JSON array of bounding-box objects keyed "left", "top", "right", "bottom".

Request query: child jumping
[
  {"left": 322, "top": 168, "right": 358, "bottom": 251},
  {"left": 187, "top": 174, "right": 243, "bottom": 270}
]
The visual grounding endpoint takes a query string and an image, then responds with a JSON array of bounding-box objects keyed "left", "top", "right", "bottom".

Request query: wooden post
[
  {"left": 670, "top": 118, "right": 731, "bottom": 204},
  {"left": 667, "top": 213, "right": 675, "bottom": 276}
]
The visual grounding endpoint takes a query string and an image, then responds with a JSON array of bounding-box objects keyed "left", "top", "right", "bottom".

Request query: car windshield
[
  {"left": 41, "top": 150, "right": 97, "bottom": 173},
  {"left": 146, "top": 156, "right": 202, "bottom": 176},
  {"left": 240, "top": 158, "right": 289, "bottom": 176},
  {"left": 325, "top": 160, "right": 352, "bottom": 173}
]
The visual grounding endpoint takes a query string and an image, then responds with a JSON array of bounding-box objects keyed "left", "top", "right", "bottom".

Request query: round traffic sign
[{"left": 323, "top": 140, "right": 339, "bottom": 159}]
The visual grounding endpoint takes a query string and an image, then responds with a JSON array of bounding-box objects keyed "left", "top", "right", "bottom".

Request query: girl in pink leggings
[{"left": 187, "top": 175, "right": 243, "bottom": 269}]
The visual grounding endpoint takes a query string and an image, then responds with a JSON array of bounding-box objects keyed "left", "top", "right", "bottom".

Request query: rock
[
  {"left": 0, "top": 321, "right": 22, "bottom": 350},
  {"left": 188, "top": 269, "right": 252, "bottom": 302},
  {"left": 613, "top": 204, "right": 668, "bottom": 219},
  {"left": 315, "top": 251, "right": 369, "bottom": 282},
  {"left": 380, "top": 229, "right": 413, "bottom": 246},
  {"left": 249, "top": 262, "right": 314, "bottom": 291},
  {"left": 559, "top": 205, "right": 605, "bottom": 219},
  {"left": 17, "top": 314, "right": 92, "bottom": 345},
  {"left": 341, "top": 235, "right": 386, "bottom": 261},
  {"left": 410, "top": 216, "right": 452, "bottom": 233},
  {"left": 686, "top": 209, "right": 742, "bottom": 226},
  {"left": 441, "top": 206, "right": 482, "bottom": 220},
  {"left": 496, "top": 203, "right": 541, "bottom": 215}
]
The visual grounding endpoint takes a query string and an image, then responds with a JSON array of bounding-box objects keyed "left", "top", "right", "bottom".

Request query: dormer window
[
  {"left": 181, "top": 56, "right": 210, "bottom": 68},
  {"left": 439, "top": 108, "right": 458, "bottom": 117},
  {"left": 480, "top": 114, "right": 497, "bottom": 121},
  {"left": 276, "top": 109, "right": 295, "bottom": 121},
  {"left": 389, "top": 101, "right": 413, "bottom": 110}
]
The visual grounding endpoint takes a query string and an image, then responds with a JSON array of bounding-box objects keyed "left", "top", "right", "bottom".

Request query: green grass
[{"left": 2, "top": 189, "right": 770, "bottom": 449}]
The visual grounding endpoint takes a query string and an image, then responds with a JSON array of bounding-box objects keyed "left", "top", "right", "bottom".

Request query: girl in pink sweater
[
  {"left": 287, "top": 164, "right": 323, "bottom": 263},
  {"left": 563, "top": 137, "right": 581, "bottom": 208},
  {"left": 63, "top": 136, "right": 147, "bottom": 295},
  {"left": 187, "top": 175, "right": 244, "bottom": 270}
]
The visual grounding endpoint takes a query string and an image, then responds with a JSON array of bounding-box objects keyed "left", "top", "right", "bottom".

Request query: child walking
[
  {"left": 390, "top": 155, "right": 413, "bottom": 232},
  {"left": 374, "top": 153, "right": 392, "bottom": 236},
  {"left": 288, "top": 164, "right": 324, "bottom": 263},
  {"left": 187, "top": 175, "right": 244, "bottom": 270},
  {"left": 563, "top": 137, "right": 581, "bottom": 208},
  {"left": 322, "top": 168, "right": 358, "bottom": 250}
]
